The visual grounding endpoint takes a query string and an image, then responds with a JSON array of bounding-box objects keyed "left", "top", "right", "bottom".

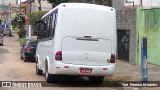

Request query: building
[
  {"left": 21, "top": 0, "right": 52, "bottom": 14},
  {"left": 33, "top": 0, "right": 52, "bottom": 11},
  {"left": 0, "top": 0, "right": 18, "bottom": 26},
  {"left": 124, "top": 0, "right": 160, "bottom": 7},
  {"left": 113, "top": 0, "right": 160, "bottom": 65}
]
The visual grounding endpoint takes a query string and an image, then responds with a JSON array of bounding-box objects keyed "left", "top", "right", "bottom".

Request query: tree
[
  {"left": 29, "top": 11, "right": 47, "bottom": 35},
  {"left": 47, "top": 0, "right": 70, "bottom": 8},
  {"left": 14, "top": 12, "right": 25, "bottom": 29}
]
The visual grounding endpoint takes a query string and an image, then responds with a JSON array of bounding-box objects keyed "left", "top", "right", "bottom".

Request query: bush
[
  {"left": 13, "top": 13, "right": 25, "bottom": 29},
  {"left": 17, "top": 29, "right": 26, "bottom": 38},
  {"left": 18, "top": 38, "right": 36, "bottom": 46},
  {"left": 19, "top": 38, "right": 27, "bottom": 46},
  {"left": 29, "top": 11, "right": 47, "bottom": 35}
]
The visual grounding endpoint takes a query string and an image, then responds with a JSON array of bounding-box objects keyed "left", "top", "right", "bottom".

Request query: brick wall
[{"left": 116, "top": 8, "right": 137, "bottom": 65}]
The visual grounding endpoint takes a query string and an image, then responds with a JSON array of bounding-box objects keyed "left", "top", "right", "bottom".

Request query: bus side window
[
  {"left": 51, "top": 13, "right": 55, "bottom": 37},
  {"left": 51, "top": 11, "right": 58, "bottom": 37},
  {"left": 43, "top": 19, "right": 47, "bottom": 39}
]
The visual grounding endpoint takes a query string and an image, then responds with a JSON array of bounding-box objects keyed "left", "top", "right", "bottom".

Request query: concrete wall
[
  {"left": 116, "top": 8, "right": 137, "bottom": 64},
  {"left": 136, "top": 7, "right": 160, "bottom": 65}
]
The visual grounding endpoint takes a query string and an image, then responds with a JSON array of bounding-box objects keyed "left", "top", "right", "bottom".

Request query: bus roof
[{"left": 41, "top": 3, "right": 115, "bottom": 19}]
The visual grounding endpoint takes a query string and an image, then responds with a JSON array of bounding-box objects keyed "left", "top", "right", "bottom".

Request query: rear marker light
[
  {"left": 55, "top": 51, "right": 62, "bottom": 61},
  {"left": 103, "top": 68, "right": 108, "bottom": 70},
  {"left": 110, "top": 54, "right": 116, "bottom": 63}
]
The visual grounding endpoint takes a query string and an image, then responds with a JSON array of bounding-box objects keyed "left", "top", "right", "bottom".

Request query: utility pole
[
  {"left": 9, "top": 2, "right": 12, "bottom": 31},
  {"left": 20, "top": 0, "right": 21, "bottom": 11},
  {"left": 9, "top": 2, "right": 11, "bottom": 20},
  {"left": 140, "top": 0, "right": 143, "bottom": 6},
  {"left": 38, "top": 0, "right": 41, "bottom": 11}
]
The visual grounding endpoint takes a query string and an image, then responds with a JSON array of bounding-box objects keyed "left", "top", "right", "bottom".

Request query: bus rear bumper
[{"left": 51, "top": 62, "right": 115, "bottom": 76}]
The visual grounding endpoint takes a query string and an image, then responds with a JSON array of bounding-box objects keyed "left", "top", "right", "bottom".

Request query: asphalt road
[
  {"left": 0, "top": 33, "right": 121, "bottom": 90},
  {"left": 0, "top": 32, "right": 158, "bottom": 90}
]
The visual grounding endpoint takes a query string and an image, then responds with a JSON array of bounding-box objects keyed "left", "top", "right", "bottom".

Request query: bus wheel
[
  {"left": 36, "top": 59, "right": 43, "bottom": 75},
  {"left": 24, "top": 56, "right": 28, "bottom": 62},
  {"left": 45, "top": 61, "right": 57, "bottom": 83},
  {"left": 88, "top": 76, "right": 104, "bottom": 84}
]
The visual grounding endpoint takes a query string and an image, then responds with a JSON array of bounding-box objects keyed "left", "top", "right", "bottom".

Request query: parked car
[
  {"left": 3, "top": 28, "right": 12, "bottom": 36},
  {"left": 0, "top": 24, "right": 12, "bottom": 36},
  {"left": 20, "top": 41, "right": 37, "bottom": 62},
  {"left": 0, "top": 33, "right": 3, "bottom": 46}
]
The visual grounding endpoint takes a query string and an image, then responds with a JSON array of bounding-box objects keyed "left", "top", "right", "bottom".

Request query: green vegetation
[
  {"left": 18, "top": 38, "right": 27, "bottom": 46},
  {"left": 29, "top": 11, "right": 47, "bottom": 25},
  {"left": 17, "top": 29, "right": 26, "bottom": 38},
  {"left": 13, "top": 12, "right": 25, "bottom": 30},
  {"left": 29, "top": 11, "right": 47, "bottom": 35}
]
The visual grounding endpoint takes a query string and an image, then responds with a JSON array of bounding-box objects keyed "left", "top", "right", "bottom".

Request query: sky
[{"left": 125, "top": 0, "right": 160, "bottom": 7}]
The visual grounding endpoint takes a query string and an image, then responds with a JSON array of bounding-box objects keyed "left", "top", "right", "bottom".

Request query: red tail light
[
  {"left": 110, "top": 54, "right": 116, "bottom": 63},
  {"left": 25, "top": 47, "right": 30, "bottom": 51},
  {"left": 55, "top": 51, "right": 62, "bottom": 61}
]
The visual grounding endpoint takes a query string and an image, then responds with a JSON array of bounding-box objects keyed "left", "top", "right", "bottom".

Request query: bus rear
[{"left": 54, "top": 3, "right": 117, "bottom": 78}]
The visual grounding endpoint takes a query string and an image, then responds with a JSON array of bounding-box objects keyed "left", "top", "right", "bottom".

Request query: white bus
[{"left": 36, "top": 3, "right": 117, "bottom": 83}]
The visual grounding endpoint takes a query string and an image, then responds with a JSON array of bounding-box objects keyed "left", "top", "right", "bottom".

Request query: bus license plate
[{"left": 80, "top": 68, "right": 92, "bottom": 73}]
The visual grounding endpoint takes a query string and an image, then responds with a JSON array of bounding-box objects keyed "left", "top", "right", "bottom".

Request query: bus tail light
[
  {"left": 55, "top": 51, "right": 62, "bottom": 61},
  {"left": 110, "top": 54, "right": 115, "bottom": 63}
]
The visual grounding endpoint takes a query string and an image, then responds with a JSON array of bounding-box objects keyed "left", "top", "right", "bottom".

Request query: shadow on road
[{"left": 41, "top": 76, "right": 122, "bottom": 87}]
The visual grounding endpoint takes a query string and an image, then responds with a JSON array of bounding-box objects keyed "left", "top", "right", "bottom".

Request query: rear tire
[
  {"left": 36, "top": 59, "right": 43, "bottom": 75},
  {"left": 20, "top": 55, "right": 23, "bottom": 60},
  {"left": 46, "top": 62, "right": 53, "bottom": 83},
  {"left": 24, "top": 56, "right": 28, "bottom": 62},
  {"left": 89, "top": 76, "right": 104, "bottom": 84}
]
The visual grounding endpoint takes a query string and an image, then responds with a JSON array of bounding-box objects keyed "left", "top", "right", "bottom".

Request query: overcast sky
[{"left": 125, "top": 0, "right": 160, "bottom": 6}]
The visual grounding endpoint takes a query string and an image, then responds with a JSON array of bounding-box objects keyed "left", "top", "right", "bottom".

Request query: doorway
[{"left": 117, "top": 30, "right": 130, "bottom": 61}]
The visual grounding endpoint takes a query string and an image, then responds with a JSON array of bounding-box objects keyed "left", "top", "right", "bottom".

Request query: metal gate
[{"left": 117, "top": 30, "right": 130, "bottom": 61}]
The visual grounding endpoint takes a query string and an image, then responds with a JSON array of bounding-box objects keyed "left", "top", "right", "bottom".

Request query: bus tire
[
  {"left": 36, "top": 59, "right": 43, "bottom": 75},
  {"left": 45, "top": 61, "right": 56, "bottom": 83},
  {"left": 89, "top": 76, "right": 104, "bottom": 84},
  {"left": 24, "top": 56, "right": 28, "bottom": 62}
]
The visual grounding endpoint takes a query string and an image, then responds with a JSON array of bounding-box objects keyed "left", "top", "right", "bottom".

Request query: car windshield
[{"left": 28, "top": 42, "right": 37, "bottom": 47}]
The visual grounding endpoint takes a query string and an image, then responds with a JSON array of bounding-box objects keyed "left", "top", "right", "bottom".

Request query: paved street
[
  {"left": 0, "top": 32, "right": 159, "bottom": 90},
  {"left": 0, "top": 32, "right": 119, "bottom": 90}
]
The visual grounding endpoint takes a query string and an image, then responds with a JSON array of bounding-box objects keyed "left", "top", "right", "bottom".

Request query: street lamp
[{"left": 140, "top": 0, "right": 143, "bottom": 6}]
